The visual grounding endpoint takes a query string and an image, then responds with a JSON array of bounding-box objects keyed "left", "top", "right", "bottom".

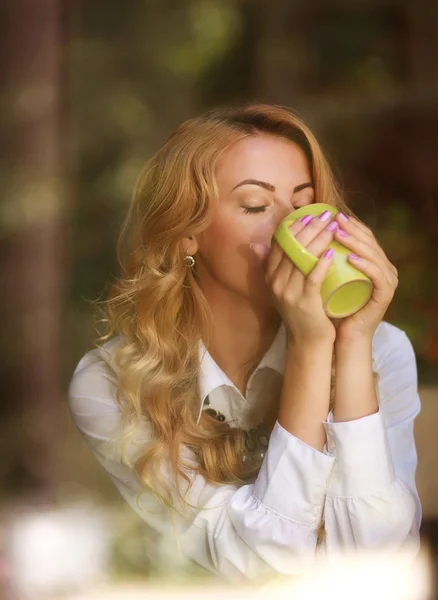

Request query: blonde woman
[{"left": 68, "top": 104, "right": 421, "bottom": 582}]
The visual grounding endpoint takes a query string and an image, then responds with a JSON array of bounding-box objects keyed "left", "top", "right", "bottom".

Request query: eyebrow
[{"left": 232, "top": 179, "right": 313, "bottom": 193}]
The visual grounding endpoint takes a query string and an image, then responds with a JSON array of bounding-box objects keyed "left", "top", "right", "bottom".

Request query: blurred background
[{"left": 0, "top": 0, "right": 437, "bottom": 597}]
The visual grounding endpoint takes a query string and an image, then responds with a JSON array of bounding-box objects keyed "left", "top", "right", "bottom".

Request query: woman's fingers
[
  {"left": 276, "top": 248, "right": 334, "bottom": 317},
  {"left": 250, "top": 239, "right": 299, "bottom": 293},
  {"left": 334, "top": 212, "right": 395, "bottom": 270},
  {"left": 250, "top": 242, "right": 271, "bottom": 262},
  {"left": 334, "top": 214, "right": 377, "bottom": 249},
  {"left": 266, "top": 239, "right": 286, "bottom": 276},
  {"left": 280, "top": 246, "right": 335, "bottom": 305},
  {"left": 332, "top": 229, "right": 396, "bottom": 286},
  {"left": 302, "top": 248, "right": 335, "bottom": 299},
  {"left": 293, "top": 211, "right": 334, "bottom": 250},
  {"left": 334, "top": 214, "right": 383, "bottom": 261},
  {"left": 302, "top": 219, "right": 339, "bottom": 257},
  {"left": 335, "top": 213, "right": 374, "bottom": 240},
  {"left": 272, "top": 249, "right": 305, "bottom": 299},
  {"left": 252, "top": 209, "right": 348, "bottom": 293},
  {"left": 268, "top": 215, "right": 317, "bottom": 272},
  {"left": 271, "top": 211, "right": 339, "bottom": 264},
  {"left": 333, "top": 230, "right": 380, "bottom": 262},
  {"left": 346, "top": 254, "right": 396, "bottom": 304}
]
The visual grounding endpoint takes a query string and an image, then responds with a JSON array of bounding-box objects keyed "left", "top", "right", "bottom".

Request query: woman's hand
[
  {"left": 332, "top": 212, "right": 399, "bottom": 342},
  {"left": 251, "top": 211, "right": 339, "bottom": 346}
]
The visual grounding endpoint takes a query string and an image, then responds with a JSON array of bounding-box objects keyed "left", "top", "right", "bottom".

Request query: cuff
[
  {"left": 323, "top": 410, "right": 395, "bottom": 498},
  {"left": 253, "top": 420, "right": 335, "bottom": 525}
]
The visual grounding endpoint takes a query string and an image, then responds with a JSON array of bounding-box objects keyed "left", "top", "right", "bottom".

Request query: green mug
[{"left": 273, "top": 203, "right": 373, "bottom": 318}]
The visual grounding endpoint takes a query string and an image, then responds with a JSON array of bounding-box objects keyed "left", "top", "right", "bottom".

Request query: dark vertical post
[{"left": 0, "top": 0, "right": 67, "bottom": 503}]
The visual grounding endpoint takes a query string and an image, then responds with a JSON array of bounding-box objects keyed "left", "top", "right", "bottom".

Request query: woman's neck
[{"left": 203, "top": 290, "right": 282, "bottom": 396}]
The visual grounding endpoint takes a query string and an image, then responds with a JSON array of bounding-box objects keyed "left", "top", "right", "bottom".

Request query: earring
[{"left": 185, "top": 253, "right": 195, "bottom": 268}]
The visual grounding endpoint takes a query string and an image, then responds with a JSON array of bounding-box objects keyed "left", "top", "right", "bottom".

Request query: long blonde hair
[{"left": 97, "top": 103, "right": 357, "bottom": 543}]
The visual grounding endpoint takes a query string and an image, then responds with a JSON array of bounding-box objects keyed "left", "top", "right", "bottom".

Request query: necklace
[{"left": 202, "top": 396, "right": 270, "bottom": 466}]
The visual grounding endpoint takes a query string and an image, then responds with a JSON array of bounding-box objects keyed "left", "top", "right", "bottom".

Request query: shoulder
[
  {"left": 71, "top": 334, "right": 125, "bottom": 376},
  {"left": 69, "top": 336, "right": 125, "bottom": 399},
  {"left": 372, "top": 321, "right": 420, "bottom": 422},
  {"left": 68, "top": 336, "right": 126, "bottom": 432},
  {"left": 372, "top": 321, "right": 416, "bottom": 371},
  {"left": 68, "top": 336, "right": 154, "bottom": 471}
]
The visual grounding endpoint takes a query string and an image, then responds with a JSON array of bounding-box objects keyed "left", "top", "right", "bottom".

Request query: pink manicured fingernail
[
  {"left": 338, "top": 212, "right": 349, "bottom": 221},
  {"left": 326, "top": 221, "right": 338, "bottom": 232},
  {"left": 299, "top": 214, "right": 313, "bottom": 225},
  {"left": 348, "top": 253, "right": 359, "bottom": 260},
  {"left": 318, "top": 210, "right": 331, "bottom": 222},
  {"left": 323, "top": 248, "right": 334, "bottom": 258},
  {"left": 337, "top": 229, "right": 348, "bottom": 237}
]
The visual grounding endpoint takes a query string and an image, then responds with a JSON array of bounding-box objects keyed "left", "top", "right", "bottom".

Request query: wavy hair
[{"left": 97, "top": 103, "right": 362, "bottom": 545}]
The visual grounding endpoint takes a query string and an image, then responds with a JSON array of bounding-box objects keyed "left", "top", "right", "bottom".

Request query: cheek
[
  {"left": 198, "top": 214, "right": 272, "bottom": 291},
  {"left": 199, "top": 218, "right": 254, "bottom": 278},
  {"left": 201, "top": 216, "right": 246, "bottom": 252},
  {"left": 210, "top": 213, "right": 274, "bottom": 247},
  {"left": 198, "top": 219, "right": 271, "bottom": 298}
]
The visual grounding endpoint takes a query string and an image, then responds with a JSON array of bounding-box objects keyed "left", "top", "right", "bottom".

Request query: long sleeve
[
  {"left": 68, "top": 341, "right": 336, "bottom": 582},
  {"left": 322, "top": 322, "right": 421, "bottom": 558}
]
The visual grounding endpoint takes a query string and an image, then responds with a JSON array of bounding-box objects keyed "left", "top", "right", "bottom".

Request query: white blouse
[{"left": 68, "top": 320, "right": 422, "bottom": 582}]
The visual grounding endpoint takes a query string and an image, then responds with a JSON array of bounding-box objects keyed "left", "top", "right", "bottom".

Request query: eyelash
[
  {"left": 243, "top": 204, "right": 308, "bottom": 214},
  {"left": 243, "top": 206, "right": 267, "bottom": 214}
]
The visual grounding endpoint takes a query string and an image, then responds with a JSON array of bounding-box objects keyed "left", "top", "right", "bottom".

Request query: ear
[{"left": 182, "top": 235, "right": 198, "bottom": 255}]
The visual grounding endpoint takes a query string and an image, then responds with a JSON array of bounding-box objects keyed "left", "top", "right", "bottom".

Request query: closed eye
[{"left": 243, "top": 206, "right": 267, "bottom": 214}]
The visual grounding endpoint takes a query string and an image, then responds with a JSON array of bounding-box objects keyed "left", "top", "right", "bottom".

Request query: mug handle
[
  {"left": 273, "top": 216, "right": 317, "bottom": 276},
  {"left": 272, "top": 204, "right": 338, "bottom": 276}
]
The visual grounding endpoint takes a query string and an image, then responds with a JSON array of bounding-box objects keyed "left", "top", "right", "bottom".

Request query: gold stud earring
[{"left": 185, "top": 253, "right": 195, "bottom": 268}]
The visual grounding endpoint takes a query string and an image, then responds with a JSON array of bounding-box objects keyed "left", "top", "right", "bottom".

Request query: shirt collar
[{"left": 196, "top": 320, "right": 288, "bottom": 423}]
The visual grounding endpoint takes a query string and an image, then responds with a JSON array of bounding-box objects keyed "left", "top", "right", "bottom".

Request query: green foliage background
[{"left": 68, "top": 0, "right": 438, "bottom": 382}]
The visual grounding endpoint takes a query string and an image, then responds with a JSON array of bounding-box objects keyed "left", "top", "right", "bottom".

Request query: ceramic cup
[{"left": 273, "top": 202, "right": 373, "bottom": 318}]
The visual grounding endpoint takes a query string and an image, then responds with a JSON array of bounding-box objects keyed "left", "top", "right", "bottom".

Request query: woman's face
[{"left": 192, "top": 134, "right": 315, "bottom": 306}]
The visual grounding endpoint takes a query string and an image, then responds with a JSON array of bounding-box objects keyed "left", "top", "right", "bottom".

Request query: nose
[
  {"left": 251, "top": 202, "right": 296, "bottom": 248},
  {"left": 274, "top": 203, "right": 296, "bottom": 230},
  {"left": 261, "top": 205, "right": 295, "bottom": 246}
]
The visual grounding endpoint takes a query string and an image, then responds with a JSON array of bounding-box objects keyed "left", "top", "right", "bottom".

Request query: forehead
[{"left": 215, "top": 134, "right": 311, "bottom": 187}]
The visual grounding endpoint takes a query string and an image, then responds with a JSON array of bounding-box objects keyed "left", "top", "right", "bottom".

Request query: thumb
[{"left": 250, "top": 243, "right": 271, "bottom": 262}]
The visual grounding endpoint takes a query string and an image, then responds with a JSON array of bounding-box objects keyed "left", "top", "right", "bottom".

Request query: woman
[{"left": 68, "top": 103, "right": 422, "bottom": 582}]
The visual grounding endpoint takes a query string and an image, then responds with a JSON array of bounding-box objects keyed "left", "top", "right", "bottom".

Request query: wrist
[
  {"left": 287, "top": 332, "right": 335, "bottom": 352},
  {"left": 335, "top": 322, "right": 378, "bottom": 348},
  {"left": 286, "top": 337, "right": 334, "bottom": 369},
  {"left": 334, "top": 334, "right": 373, "bottom": 376},
  {"left": 335, "top": 333, "right": 374, "bottom": 351}
]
